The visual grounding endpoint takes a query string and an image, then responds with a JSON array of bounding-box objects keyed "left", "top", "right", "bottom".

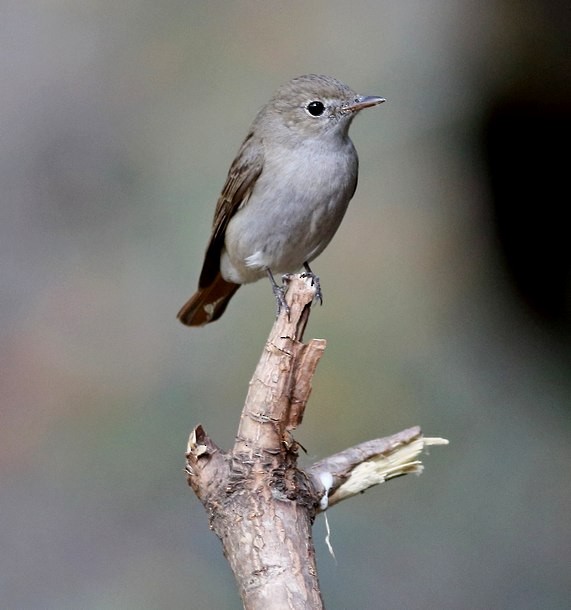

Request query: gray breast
[{"left": 221, "top": 139, "right": 358, "bottom": 284}]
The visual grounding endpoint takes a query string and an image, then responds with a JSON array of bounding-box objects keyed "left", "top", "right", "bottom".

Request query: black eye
[{"left": 306, "top": 101, "right": 325, "bottom": 117}]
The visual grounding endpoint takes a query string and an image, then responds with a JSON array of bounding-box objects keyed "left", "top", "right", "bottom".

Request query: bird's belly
[
  {"left": 222, "top": 177, "right": 353, "bottom": 282},
  {"left": 220, "top": 143, "right": 357, "bottom": 284}
]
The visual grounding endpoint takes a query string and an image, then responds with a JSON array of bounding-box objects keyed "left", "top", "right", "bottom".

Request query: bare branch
[
  {"left": 185, "top": 275, "right": 448, "bottom": 609},
  {"left": 308, "top": 429, "right": 449, "bottom": 510}
]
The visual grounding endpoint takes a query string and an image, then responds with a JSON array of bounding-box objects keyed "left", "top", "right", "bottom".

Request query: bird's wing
[{"left": 198, "top": 130, "right": 264, "bottom": 288}]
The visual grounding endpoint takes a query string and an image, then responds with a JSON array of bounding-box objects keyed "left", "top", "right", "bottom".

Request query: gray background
[{"left": 2, "top": 1, "right": 569, "bottom": 608}]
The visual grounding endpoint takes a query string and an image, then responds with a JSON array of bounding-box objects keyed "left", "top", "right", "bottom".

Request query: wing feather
[{"left": 198, "top": 131, "right": 264, "bottom": 287}]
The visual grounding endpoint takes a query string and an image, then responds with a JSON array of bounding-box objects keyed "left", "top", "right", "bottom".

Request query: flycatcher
[{"left": 178, "top": 74, "right": 384, "bottom": 326}]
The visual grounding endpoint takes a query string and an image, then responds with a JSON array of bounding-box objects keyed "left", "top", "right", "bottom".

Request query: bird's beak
[{"left": 344, "top": 95, "right": 386, "bottom": 112}]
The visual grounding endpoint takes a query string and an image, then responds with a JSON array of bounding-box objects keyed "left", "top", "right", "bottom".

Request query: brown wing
[
  {"left": 198, "top": 130, "right": 264, "bottom": 288},
  {"left": 177, "top": 130, "right": 264, "bottom": 326}
]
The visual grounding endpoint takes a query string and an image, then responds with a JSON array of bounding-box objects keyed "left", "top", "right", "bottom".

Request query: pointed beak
[{"left": 344, "top": 95, "right": 386, "bottom": 112}]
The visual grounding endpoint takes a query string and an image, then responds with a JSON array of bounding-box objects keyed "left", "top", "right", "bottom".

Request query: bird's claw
[{"left": 300, "top": 269, "right": 323, "bottom": 305}]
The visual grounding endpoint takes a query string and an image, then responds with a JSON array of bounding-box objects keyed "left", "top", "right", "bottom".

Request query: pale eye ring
[{"left": 305, "top": 101, "right": 325, "bottom": 117}]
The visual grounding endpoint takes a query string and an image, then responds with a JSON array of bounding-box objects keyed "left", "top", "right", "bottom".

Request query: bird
[{"left": 177, "top": 74, "right": 384, "bottom": 326}]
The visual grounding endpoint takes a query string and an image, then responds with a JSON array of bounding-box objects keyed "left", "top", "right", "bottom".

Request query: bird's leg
[
  {"left": 266, "top": 269, "right": 291, "bottom": 320},
  {"left": 301, "top": 262, "right": 323, "bottom": 305}
]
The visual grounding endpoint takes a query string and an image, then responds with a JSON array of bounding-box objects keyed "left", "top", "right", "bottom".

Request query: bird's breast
[{"left": 221, "top": 140, "right": 358, "bottom": 283}]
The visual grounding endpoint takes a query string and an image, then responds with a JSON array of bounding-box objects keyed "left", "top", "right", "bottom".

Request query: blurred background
[{"left": 1, "top": 1, "right": 570, "bottom": 608}]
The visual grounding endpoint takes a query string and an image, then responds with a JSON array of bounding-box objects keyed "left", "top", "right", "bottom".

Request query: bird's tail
[{"left": 177, "top": 274, "right": 240, "bottom": 326}]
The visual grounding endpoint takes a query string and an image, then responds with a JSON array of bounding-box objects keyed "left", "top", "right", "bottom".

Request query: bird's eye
[{"left": 306, "top": 101, "right": 325, "bottom": 117}]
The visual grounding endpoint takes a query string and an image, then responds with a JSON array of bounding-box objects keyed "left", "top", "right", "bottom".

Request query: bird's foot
[
  {"left": 273, "top": 280, "right": 291, "bottom": 320},
  {"left": 267, "top": 269, "right": 291, "bottom": 320},
  {"left": 301, "top": 263, "right": 323, "bottom": 305}
]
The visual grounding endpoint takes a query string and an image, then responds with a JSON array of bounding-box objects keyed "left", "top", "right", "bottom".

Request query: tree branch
[
  {"left": 308, "top": 427, "right": 448, "bottom": 510},
  {"left": 185, "top": 275, "right": 447, "bottom": 609}
]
